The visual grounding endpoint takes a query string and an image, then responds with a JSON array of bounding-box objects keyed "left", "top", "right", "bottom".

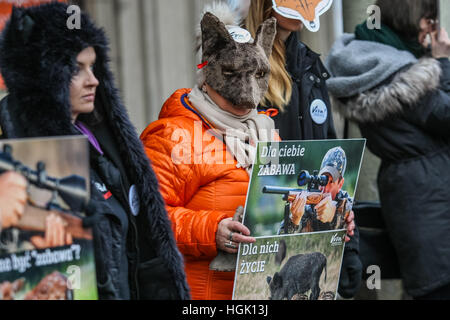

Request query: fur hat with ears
[
  {"left": 0, "top": 2, "right": 109, "bottom": 137},
  {"left": 196, "top": 2, "right": 277, "bottom": 110},
  {"left": 195, "top": 1, "right": 239, "bottom": 85},
  {"left": 195, "top": 1, "right": 259, "bottom": 85}
]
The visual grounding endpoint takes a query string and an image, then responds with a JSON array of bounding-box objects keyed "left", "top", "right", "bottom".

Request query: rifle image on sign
[
  {"left": 0, "top": 144, "right": 92, "bottom": 240},
  {"left": 263, "top": 170, "right": 330, "bottom": 232}
]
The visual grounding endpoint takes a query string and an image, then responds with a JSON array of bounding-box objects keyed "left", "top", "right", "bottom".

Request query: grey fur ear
[
  {"left": 201, "top": 12, "right": 236, "bottom": 59},
  {"left": 254, "top": 17, "right": 277, "bottom": 58}
]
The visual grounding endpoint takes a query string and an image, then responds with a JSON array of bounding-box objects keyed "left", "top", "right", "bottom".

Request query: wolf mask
[{"left": 200, "top": 12, "right": 276, "bottom": 111}]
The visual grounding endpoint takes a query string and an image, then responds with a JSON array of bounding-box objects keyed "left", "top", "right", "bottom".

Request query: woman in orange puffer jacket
[
  {"left": 141, "top": 88, "right": 260, "bottom": 300},
  {"left": 140, "top": 7, "right": 280, "bottom": 299}
]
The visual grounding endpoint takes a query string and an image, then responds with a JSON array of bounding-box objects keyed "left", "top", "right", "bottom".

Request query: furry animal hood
[
  {"left": 195, "top": 3, "right": 277, "bottom": 110},
  {"left": 325, "top": 34, "right": 442, "bottom": 123},
  {"left": 0, "top": 2, "right": 113, "bottom": 137},
  {"left": 0, "top": 2, "right": 190, "bottom": 299}
]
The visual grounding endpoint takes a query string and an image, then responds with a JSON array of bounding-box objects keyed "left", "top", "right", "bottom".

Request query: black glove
[{"left": 338, "top": 249, "right": 363, "bottom": 299}]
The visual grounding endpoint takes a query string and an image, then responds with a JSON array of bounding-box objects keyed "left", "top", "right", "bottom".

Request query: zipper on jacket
[{"left": 128, "top": 213, "right": 140, "bottom": 299}]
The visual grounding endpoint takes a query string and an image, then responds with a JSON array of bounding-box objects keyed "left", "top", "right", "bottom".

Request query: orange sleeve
[{"left": 140, "top": 122, "right": 228, "bottom": 259}]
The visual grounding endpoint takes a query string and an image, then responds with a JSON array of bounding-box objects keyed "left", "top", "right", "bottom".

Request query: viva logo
[{"left": 330, "top": 233, "right": 343, "bottom": 246}]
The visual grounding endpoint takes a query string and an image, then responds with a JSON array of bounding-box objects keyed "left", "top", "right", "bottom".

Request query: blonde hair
[{"left": 244, "top": 0, "right": 292, "bottom": 112}]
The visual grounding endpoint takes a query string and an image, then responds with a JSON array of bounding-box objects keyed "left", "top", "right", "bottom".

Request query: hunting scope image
[
  {"left": 0, "top": 144, "right": 89, "bottom": 214},
  {"left": 262, "top": 170, "right": 329, "bottom": 202},
  {"left": 262, "top": 170, "right": 330, "bottom": 231},
  {"left": 297, "top": 170, "right": 329, "bottom": 192}
]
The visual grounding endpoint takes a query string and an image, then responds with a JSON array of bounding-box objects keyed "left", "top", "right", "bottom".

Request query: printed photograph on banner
[
  {"left": 233, "top": 230, "right": 346, "bottom": 300},
  {"left": 272, "top": 0, "right": 334, "bottom": 32},
  {"left": 243, "top": 139, "right": 365, "bottom": 237},
  {"left": 0, "top": 136, "right": 98, "bottom": 300}
]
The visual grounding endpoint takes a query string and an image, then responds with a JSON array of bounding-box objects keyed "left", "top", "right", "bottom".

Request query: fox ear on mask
[
  {"left": 10, "top": 6, "right": 35, "bottom": 45},
  {"left": 201, "top": 12, "right": 237, "bottom": 59},
  {"left": 254, "top": 17, "right": 277, "bottom": 59}
]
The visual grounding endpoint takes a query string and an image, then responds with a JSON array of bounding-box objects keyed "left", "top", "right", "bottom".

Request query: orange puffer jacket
[{"left": 140, "top": 89, "right": 249, "bottom": 300}]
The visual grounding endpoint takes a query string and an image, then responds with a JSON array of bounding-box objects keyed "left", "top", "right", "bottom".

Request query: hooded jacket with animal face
[
  {"left": 200, "top": 12, "right": 276, "bottom": 110},
  {"left": 0, "top": 2, "right": 190, "bottom": 300}
]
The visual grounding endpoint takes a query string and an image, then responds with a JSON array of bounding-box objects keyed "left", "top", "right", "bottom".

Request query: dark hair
[{"left": 376, "top": 0, "right": 437, "bottom": 40}]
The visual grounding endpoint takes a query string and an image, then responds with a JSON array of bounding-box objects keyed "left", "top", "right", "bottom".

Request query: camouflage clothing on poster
[{"left": 278, "top": 190, "right": 353, "bottom": 234}]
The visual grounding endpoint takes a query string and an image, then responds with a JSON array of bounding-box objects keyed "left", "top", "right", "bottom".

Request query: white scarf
[{"left": 188, "top": 86, "right": 276, "bottom": 175}]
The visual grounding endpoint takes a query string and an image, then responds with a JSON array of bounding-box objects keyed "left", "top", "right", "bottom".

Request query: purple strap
[{"left": 74, "top": 121, "right": 104, "bottom": 155}]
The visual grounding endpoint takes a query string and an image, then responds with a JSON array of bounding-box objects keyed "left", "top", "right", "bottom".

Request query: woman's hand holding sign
[{"left": 217, "top": 206, "right": 255, "bottom": 254}]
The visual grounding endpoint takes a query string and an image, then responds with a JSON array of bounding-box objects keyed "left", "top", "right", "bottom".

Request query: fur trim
[
  {"left": 195, "top": 1, "right": 238, "bottom": 58},
  {"left": 0, "top": 3, "right": 109, "bottom": 137},
  {"left": 334, "top": 58, "right": 442, "bottom": 123}
]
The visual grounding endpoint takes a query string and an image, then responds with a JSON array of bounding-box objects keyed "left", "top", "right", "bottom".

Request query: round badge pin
[
  {"left": 129, "top": 185, "right": 140, "bottom": 217},
  {"left": 310, "top": 99, "right": 328, "bottom": 125},
  {"left": 226, "top": 26, "right": 253, "bottom": 43}
]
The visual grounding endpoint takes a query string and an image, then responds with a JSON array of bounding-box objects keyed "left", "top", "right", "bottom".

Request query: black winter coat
[
  {"left": 0, "top": 3, "right": 189, "bottom": 300},
  {"left": 259, "top": 32, "right": 337, "bottom": 141},
  {"left": 331, "top": 53, "right": 450, "bottom": 297}
]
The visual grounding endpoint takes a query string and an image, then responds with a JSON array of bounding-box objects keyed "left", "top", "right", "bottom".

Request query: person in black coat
[
  {"left": 326, "top": 0, "right": 450, "bottom": 299},
  {"left": 241, "top": 0, "right": 360, "bottom": 299},
  {"left": 242, "top": 0, "right": 336, "bottom": 141},
  {"left": 267, "top": 31, "right": 337, "bottom": 141},
  {"left": 0, "top": 2, "right": 189, "bottom": 300}
]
